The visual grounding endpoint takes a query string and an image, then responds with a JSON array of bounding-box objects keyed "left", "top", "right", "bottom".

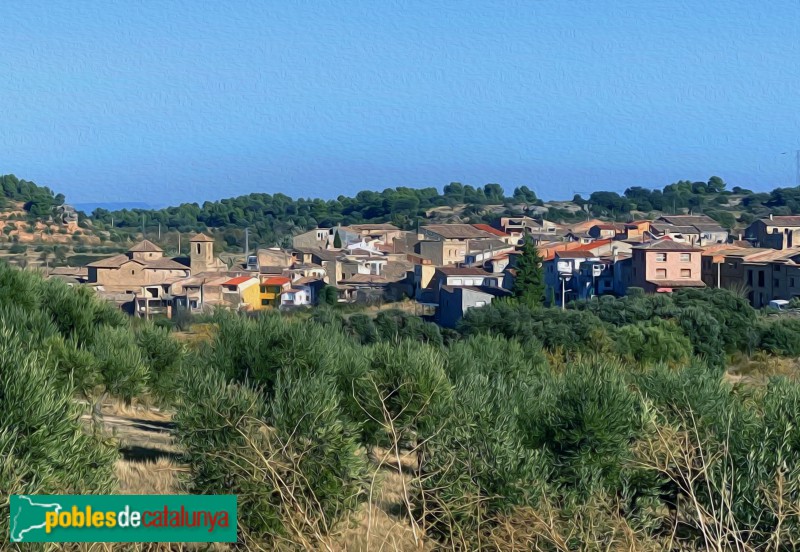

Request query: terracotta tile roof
[
  {"left": 632, "top": 239, "right": 701, "bottom": 251},
  {"left": 758, "top": 216, "right": 800, "bottom": 226},
  {"left": 472, "top": 224, "right": 509, "bottom": 237},
  {"left": 658, "top": 215, "right": 720, "bottom": 226},
  {"left": 568, "top": 219, "right": 605, "bottom": 233},
  {"left": 592, "top": 223, "right": 624, "bottom": 231},
  {"left": 190, "top": 233, "right": 214, "bottom": 242},
  {"left": 555, "top": 251, "right": 596, "bottom": 259},
  {"left": 223, "top": 276, "right": 254, "bottom": 286},
  {"left": 572, "top": 239, "right": 613, "bottom": 251},
  {"left": 86, "top": 254, "right": 132, "bottom": 268},
  {"left": 128, "top": 239, "right": 163, "bottom": 252},
  {"left": 422, "top": 224, "right": 497, "bottom": 239},
  {"left": 262, "top": 276, "right": 291, "bottom": 286},
  {"left": 293, "top": 276, "right": 324, "bottom": 285}
]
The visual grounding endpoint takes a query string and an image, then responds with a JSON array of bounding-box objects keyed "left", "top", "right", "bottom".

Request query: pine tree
[
  {"left": 512, "top": 235, "right": 545, "bottom": 306},
  {"left": 333, "top": 230, "right": 342, "bottom": 248}
]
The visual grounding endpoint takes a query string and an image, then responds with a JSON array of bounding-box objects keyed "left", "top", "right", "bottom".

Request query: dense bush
[
  {"left": 460, "top": 300, "right": 613, "bottom": 355},
  {"left": 613, "top": 319, "right": 693, "bottom": 367},
  {"left": 0, "top": 324, "right": 117, "bottom": 540},
  {"left": 758, "top": 317, "right": 800, "bottom": 357},
  {"left": 136, "top": 324, "right": 186, "bottom": 404},
  {"left": 176, "top": 315, "right": 370, "bottom": 547}
]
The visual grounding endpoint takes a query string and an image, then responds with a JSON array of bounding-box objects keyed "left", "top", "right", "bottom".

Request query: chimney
[{"left": 770, "top": 213, "right": 774, "bottom": 221}]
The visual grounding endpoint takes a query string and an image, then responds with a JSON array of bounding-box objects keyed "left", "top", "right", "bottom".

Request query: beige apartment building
[{"left": 417, "top": 224, "right": 498, "bottom": 265}]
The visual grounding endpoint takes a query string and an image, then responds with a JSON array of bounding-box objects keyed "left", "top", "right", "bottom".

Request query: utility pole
[
  {"left": 158, "top": 223, "right": 161, "bottom": 241},
  {"left": 141, "top": 214, "right": 146, "bottom": 239},
  {"left": 177, "top": 233, "right": 181, "bottom": 255},
  {"left": 245, "top": 228, "right": 249, "bottom": 258}
]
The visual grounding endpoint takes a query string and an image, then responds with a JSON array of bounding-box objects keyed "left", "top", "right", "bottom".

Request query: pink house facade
[{"left": 630, "top": 239, "right": 706, "bottom": 293}]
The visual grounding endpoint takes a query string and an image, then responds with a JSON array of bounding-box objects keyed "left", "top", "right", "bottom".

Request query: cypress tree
[
  {"left": 512, "top": 235, "right": 545, "bottom": 306},
  {"left": 333, "top": 230, "right": 342, "bottom": 248}
]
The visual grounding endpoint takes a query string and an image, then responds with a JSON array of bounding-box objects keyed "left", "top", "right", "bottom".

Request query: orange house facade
[{"left": 630, "top": 239, "right": 706, "bottom": 293}]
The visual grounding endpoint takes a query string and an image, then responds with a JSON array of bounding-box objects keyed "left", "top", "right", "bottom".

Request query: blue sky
[{"left": 1, "top": 1, "right": 799, "bottom": 206}]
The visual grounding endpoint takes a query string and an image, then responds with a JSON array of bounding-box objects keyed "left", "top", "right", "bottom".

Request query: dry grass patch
[
  {"left": 116, "top": 457, "right": 186, "bottom": 494},
  {"left": 726, "top": 352, "right": 800, "bottom": 386}
]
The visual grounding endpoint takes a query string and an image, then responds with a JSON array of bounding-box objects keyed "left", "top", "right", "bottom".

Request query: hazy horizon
[{"left": 2, "top": 1, "right": 799, "bottom": 206}]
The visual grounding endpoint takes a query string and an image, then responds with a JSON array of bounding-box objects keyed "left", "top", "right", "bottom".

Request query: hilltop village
[{"left": 47, "top": 213, "right": 800, "bottom": 326}]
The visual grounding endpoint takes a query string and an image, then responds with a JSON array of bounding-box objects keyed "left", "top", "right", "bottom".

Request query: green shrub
[
  {"left": 355, "top": 341, "right": 453, "bottom": 447},
  {"left": 421, "top": 371, "right": 549, "bottom": 542},
  {"left": 176, "top": 341, "right": 369, "bottom": 546},
  {"left": 758, "top": 318, "right": 800, "bottom": 357},
  {"left": 460, "top": 301, "right": 612, "bottom": 355},
  {"left": 0, "top": 325, "right": 117, "bottom": 540},
  {"left": 524, "top": 359, "right": 644, "bottom": 494},
  {"left": 344, "top": 313, "right": 379, "bottom": 344},
  {"left": 90, "top": 326, "right": 149, "bottom": 403},
  {"left": 136, "top": 324, "right": 186, "bottom": 405},
  {"left": 614, "top": 319, "right": 693, "bottom": 368}
]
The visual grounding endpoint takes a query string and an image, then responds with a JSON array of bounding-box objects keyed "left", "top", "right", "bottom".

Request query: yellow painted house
[
  {"left": 259, "top": 276, "right": 292, "bottom": 308},
  {"left": 221, "top": 276, "right": 262, "bottom": 311}
]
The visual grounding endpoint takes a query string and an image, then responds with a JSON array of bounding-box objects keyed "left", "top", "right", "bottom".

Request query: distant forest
[{"left": 5, "top": 173, "right": 800, "bottom": 249}]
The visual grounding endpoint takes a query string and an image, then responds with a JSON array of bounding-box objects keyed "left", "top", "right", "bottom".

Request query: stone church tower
[{"left": 190, "top": 233, "right": 218, "bottom": 274}]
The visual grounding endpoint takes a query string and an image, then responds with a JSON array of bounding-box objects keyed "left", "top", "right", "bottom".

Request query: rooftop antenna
[{"left": 781, "top": 150, "right": 800, "bottom": 187}]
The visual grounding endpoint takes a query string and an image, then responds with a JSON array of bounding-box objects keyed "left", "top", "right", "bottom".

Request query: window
[
  {"left": 680, "top": 253, "right": 691, "bottom": 262},
  {"left": 774, "top": 278, "right": 780, "bottom": 288},
  {"left": 261, "top": 299, "right": 269, "bottom": 306},
  {"left": 464, "top": 279, "right": 474, "bottom": 286},
  {"left": 792, "top": 278, "right": 796, "bottom": 287},
  {"left": 260, "top": 286, "right": 267, "bottom": 293},
  {"left": 681, "top": 269, "right": 691, "bottom": 278},
  {"left": 196, "top": 243, "right": 201, "bottom": 254},
  {"left": 758, "top": 271, "right": 765, "bottom": 287},
  {"left": 747, "top": 271, "right": 753, "bottom": 286},
  {"left": 656, "top": 268, "right": 667, "bottom": 278},
  {"left": 131, "top": 270, "right": 135, "bottom": 275},
  {"left": 451, "top": 278, "right": 463, "bottom": 286},
  {"left": 656, "top": 253, "right": 667, "bottom": 262}
]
